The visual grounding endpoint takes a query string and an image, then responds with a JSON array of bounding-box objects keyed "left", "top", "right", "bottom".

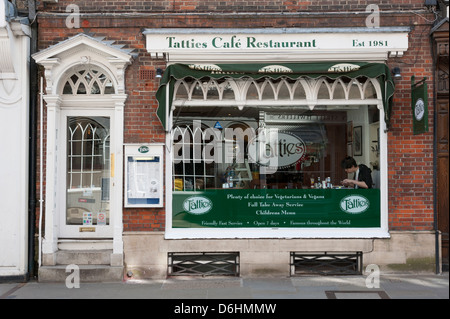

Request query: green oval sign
[
  {"left": 340, "top": 194, "right": 370, "bottom": 214},
  {"left": 183, "top": 196, "right": 213, "bottom": 215},
  {"left": 138, "top": 146, "right": 149, "bottom": 153}
]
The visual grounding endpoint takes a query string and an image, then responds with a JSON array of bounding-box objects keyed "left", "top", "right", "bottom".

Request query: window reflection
[{"left": 173, "top": 106, "right": 380, "bottom": 191}]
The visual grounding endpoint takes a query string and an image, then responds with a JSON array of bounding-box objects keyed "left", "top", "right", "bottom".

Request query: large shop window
[
  {"left": 173, "top": 106, "right": 380, "bottom": 192},
  {"left": 162, "top": 63, "right": 391, "bottom": 232}
]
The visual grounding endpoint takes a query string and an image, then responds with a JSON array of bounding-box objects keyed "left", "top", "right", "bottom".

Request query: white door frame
[
  {"left": 33, "top": 33, "right": 132, "bottom": 264},
  {"left": 42, "top": 95, "right": 125, "bottom": 258}
]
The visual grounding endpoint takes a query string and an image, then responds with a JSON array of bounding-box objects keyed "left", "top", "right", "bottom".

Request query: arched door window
[{"left": 62, "top": 67, "right": 115, "bottom": 95}]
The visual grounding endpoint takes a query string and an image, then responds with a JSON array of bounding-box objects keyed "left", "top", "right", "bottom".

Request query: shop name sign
[
  {"left": 166, "top": 35, "right": 317, "bottom": 50},
  {"left": 145, "top": 29, "right": 409, "bottom": 59}
]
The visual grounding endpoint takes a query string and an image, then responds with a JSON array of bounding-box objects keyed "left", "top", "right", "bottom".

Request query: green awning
[{"left": 155, "top": 62, "right": 395, "bottom": 130}]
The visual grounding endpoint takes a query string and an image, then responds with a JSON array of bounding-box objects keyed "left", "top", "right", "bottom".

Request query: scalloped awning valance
[{"left": 155, "top": 62, "right": 395, "bottom": 130}]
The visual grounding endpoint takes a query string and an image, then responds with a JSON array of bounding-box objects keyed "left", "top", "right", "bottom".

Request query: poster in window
[
  {"left": 353, "top": 126, "right": 362, "bottom": 156},
  {"left": 347, "top": 143, "right": 353, "bottom": 157},
  {"left": 346, "top": 121, "right": 353, "bottom": 142}
]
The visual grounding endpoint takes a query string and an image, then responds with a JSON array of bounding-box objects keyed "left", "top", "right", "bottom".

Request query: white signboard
[{"left": 144, "top": 27, "right": 410, "bottom": 62}]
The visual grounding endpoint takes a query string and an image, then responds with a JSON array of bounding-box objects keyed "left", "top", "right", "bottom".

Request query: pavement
[{"left": 1, "top": 272, "right": 448, "bottom": 300}]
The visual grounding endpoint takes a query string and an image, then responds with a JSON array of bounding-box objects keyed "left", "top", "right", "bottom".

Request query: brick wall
[
  {"left": 38, "top": 0, "right": 427, "bottom": 12},
  {"left": 36, "top": 1, "right": 437, "bottom": 232},
  {"left": 387, "top": 23, "right": 435, "bottom": 231}
]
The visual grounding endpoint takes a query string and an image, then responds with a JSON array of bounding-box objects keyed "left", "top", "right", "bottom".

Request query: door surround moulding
[{"left": 33, "top": 33, "right": 133, "bottom": 260}]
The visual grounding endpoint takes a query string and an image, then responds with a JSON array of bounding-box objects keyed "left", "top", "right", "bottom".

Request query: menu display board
[{"left": 125, "top": 144, "right": 164, "bottom": 207}]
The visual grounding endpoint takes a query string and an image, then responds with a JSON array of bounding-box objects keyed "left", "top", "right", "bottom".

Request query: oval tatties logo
[
  {"left": 183, "top": 196, "right": 213, "bottom": 215},
  {"left": 138, "top": 146, "right": 149, "bottom": 153},
  {"left": 258, "top": 65, "right": 293, "bottom": 73},
  {"left": 247, "top": 130, "right": 306, "bottom": 170},
  {"left": 188, "top": 64, "right": 222, "bottom": 72},
  {"left": 339, "top": 194, "right": 370, "bottom": 214},
  {"left": 328, "top": 63, "right": 361, "bottom": 73}
]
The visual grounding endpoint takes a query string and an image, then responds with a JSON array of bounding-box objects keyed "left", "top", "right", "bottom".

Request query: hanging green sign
[
  {"left": 411, "top": 76, "right": 429, "bottom": 135},
  {"left": 173, "top": 189, "right": 380, "bottom": 228}
]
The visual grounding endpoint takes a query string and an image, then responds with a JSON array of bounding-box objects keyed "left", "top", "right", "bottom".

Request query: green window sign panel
[{"left": 173, "top": 189, "right": 380, "bottom": 228}]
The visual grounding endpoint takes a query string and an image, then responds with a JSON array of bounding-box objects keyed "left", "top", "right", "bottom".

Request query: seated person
[{"left": 340, "top": 156, "right": 373, "bottom": 189}]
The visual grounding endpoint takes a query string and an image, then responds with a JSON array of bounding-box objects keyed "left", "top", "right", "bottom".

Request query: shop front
[
  {"left": 115, "top": 27, "right": 436, "bottom": 277},
  {"left": 144, "top": 28, "right": 407, "bottom": 241}
]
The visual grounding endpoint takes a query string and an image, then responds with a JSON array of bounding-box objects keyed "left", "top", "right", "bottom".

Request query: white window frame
[{"left": 165, "top": 76, "right": 389, "bottom": 239}]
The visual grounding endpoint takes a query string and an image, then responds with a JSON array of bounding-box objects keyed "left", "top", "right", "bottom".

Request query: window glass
[
  {"left": 172, "top": 105, "right": 380, "bottom": 191},
  {"left": 221, "top": 81, "right": 235, "bottom": 100},
  {"left": 207, "top": 83, "right": 220, "bottom": 100},
  {"left": 277, "top": 81, "right": 291, "bottom": 100},
  {"left": 261, "top": 80, "right": 275, "bottom": 99},
  {"left": 62, "top": 68, "right": 115, "bottom": 95},
  {"left": 171, "top": 76, "right": 382, "bottom": 230},
  {"left": 246, "top": 82, "right": 259, "bottom": 100},
  {"left": 293, "top": 82, "right": 306, "bottom": 99},
  {"left": 317, "top": 80, "right": 330, "bottom": 99},
  {"left": 191, "top": 81, "right": 205, "bottom": 100},
  {"left": 333, "top": 81, "right": 346, "bottom": 100},
  {"left": 66, "top": 117, "right": 110, "bottom": 226}
]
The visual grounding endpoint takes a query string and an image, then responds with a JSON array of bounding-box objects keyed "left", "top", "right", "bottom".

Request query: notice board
[{"left": 125, "top": 144, "right": 164, "bottom": 207}]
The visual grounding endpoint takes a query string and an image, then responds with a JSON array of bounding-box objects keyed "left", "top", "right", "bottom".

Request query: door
[
  {"left": 59, "top": 110, "right": 115, "bottom": 238},
  {"left": 434, "top": 26, "right": 449, "bottom": 270}
]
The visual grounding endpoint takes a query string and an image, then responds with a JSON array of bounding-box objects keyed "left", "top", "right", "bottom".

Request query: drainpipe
[
  {"left": 431, "top": 45, "right": 439, "bottom": 275},
  {"left": 432, "top": 35, "right": 441, "bottom": 275},
  {"left": 429, "top": 16, "right": 440, "bottom": 275},
  {"left": 38, "top": 76, "right": 43, "bottom": 269},
  {"left": 27, "top": 0, "right": 38, "bottom": 280}
]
